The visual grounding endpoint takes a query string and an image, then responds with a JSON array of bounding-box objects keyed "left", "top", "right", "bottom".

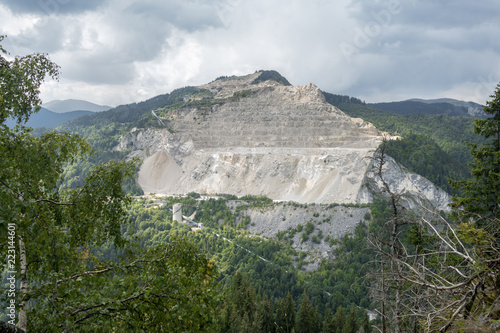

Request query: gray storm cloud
[{"left": 0, "top": 0, "right": 498, "bottom": 105}]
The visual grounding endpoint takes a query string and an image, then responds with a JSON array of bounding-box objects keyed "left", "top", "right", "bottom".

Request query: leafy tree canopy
[{"left": 0, "top": 35, "right": 220, "bottom": 332}]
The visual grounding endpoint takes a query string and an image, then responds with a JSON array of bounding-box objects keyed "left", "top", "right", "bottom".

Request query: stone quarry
[{"left": 117, "top": 71, "right": 450, "bottom": 208}]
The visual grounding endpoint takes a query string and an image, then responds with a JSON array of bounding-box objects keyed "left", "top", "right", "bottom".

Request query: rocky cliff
[{"left": 117, "top": 71, "right": 450, "bottom": 207}]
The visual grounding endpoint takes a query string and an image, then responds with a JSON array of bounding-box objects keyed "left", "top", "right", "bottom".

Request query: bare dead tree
[
  {"left": 386, "top": 209, "right": 500, "bottom": 332},
  {"left": 368, "top": 138, "right": 500, "bottom": 332},
  {"left": 368, "top": 137, "right": 409, "bottom": 333}
]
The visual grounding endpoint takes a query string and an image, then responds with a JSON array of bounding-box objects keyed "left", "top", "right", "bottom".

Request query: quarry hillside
[{"left": 115, "top": 71, "right": 450, "bottom": 210}]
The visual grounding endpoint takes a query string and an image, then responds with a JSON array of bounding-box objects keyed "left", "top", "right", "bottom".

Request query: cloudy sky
[{"left": 1, "top": 0, "right": 499, "bottom": 107}]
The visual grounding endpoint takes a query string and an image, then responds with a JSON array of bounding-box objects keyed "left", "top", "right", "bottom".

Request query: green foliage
[
  {"left": 195, "top": 198, "right": 238, "bottom": 229},
  {"left": 385, "top": 133, "right": 469, "bottom": 194},
  {"left": 325, "top": 98, "right": 481, "bottom": 195},
  {"left": 256, "top": 294, "right": 275, "bottom": 333},
  {"left": 187, "top": 191, "right": 201, "bottom": 199},
  {"left": 0, "top": 37, "right": 220, "bottom": 331},
  {"left": 342, "top": 103, "right": 478, "bottom": 164},
  {"left": 58, "top": 86, "right": 216, "bottom": 154},
  {"left": 0, "top": 35, "right": 59, "bottom": 125},
  {"left": 370, "top": 100, "right": 481, "bottom": 117},
  {"left": 252, "top": 70, "right": 291, "bottom": 86},
  {"left": 155, "top": 93, "right": 223, "bottom": 117},
  {"left": 217, "top": 193, "right": 239, "bottom": 200},
  {"left": 28, "top": 238, "right": 221, "bottom": 332},
  {"left": 451, "top": 82, "right": 500, "bottom": 227},
  {"left": 342, "top": 306, "right": 359, "bottom": 333},
  {"left": 296, "top": 290, "right": 318, "bottom": 333},
  {"left": 305, "top": 222, "right": 315, "bottom": 235},
  {"left": 323, "top": 91, "right": 365, "bottom": 105},
  {"left": 276, "top": 293, "right": 296, "bottom": 333},
  {"left": 0, "top": 119, "right": 137, "bottom": 268},
  {"left": 63, "top": 86, "right": 205, "bottom": 130},
  {"left": 231, "top": 89, "right": 255, "bottom": 101},
  {"left": 60, "top": 150, "right": 143, "bottom": 195},
  {"left": 333, "top": 306, "right": 346, "bottom": 332},
  {"left": 364, "top": 86, "right": 500, "bottom": 332},
  {"left": 311, "top": 235, "right": 321, "bottom": 244},
  {"left": 323, "top": 308, "right": 336, "bottom": 333},
  {"left": 121, "top": 195, "right": 379, "bottom": 331},
  {"left": 239, "top": 195, "right": 274, "bottom": 207}
]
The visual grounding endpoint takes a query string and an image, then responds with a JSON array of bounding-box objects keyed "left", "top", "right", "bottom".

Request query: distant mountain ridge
[
  {"left": 407, "top": 98, "right": 483, "bottom": 109},
  {"left": 322, "top": 91, "right": 485, "bottom": 118},
  {"left": 42, "top": 99, "right": 112, "bottom": 113},
  {"left": 369, "top": 100, "right": 484, "bottom": 118},
  {"left": 5, "top": 108, "right": 93, "bottom": 129}
]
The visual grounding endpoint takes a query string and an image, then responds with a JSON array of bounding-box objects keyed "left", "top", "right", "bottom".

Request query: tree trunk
[
  {"left": 394, "top": 278, "right": 402, "bottom": 333},
  {"left": 382, "top": 263, "right": 387, "bottom": 333}
]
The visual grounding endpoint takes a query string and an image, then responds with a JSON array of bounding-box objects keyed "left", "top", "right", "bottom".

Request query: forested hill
[
  {"left": 322, "top": 91, "right": 484, "bottom": 117},
  {"left": 61, "top": 92, "right": 171, "bottom": 129},
  {"left": 323, "top": 91, "right": 480, "bottom": 195},
  {"left": 370, "top": 100, "right": 483, "bottom": 117}
]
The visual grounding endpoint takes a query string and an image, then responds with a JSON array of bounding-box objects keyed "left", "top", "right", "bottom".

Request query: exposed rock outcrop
[{"left": 359, "top": 154, "right": 451, "bottom": 211}]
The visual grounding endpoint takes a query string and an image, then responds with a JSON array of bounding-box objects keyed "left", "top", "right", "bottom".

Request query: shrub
[{"left": 305, "top": 222, "right": 314, "bottom": 235}]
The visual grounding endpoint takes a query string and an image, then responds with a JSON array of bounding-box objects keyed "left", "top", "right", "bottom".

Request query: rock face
[
  {"left": 359, "top": 154, "right": 452, "bottom": 212},
  {"left": 232, "top": 202, "right": 370, "bottom": 261},
  {"left": 118, "top": 71, "right": 450, "bottom": 207}
]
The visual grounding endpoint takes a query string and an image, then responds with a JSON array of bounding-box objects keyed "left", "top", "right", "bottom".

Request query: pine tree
[
  {"left": 231, "top": 271, "right": 257, "bottom": 321},
  {"left": 256, "top": 294, "right": 275, "bottom": 333},
  {"left": 276, "top": 293, "right": 296, "bottom": 333},
  {"left": 341, "top": 306, "right": 358, "bottom": 333},
  {"left": 296, "top": 290, "right": 316, "bottom": 333},
  {"left": 323, "top": 308, "right": 336, "bottom": 333},
  {"left": 451, "top": 82, "right": 500, "bottom": 232},
  {"left": 333, "top": 306, "right": 346, "bottom": 333}
]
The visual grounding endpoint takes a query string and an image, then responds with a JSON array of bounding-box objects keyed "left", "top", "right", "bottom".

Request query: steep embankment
[{"left": 232, "top": 201, "right": 370, "bottom": 260}]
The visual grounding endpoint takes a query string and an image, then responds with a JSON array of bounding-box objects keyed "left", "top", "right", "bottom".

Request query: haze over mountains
[
  {"left": 370, "top": 99, "right": 484, "bottom": 117},
  {"left": 42, "top": 99, "right": 112, "bottom": 113},
  {"left": 407, "top": 98, "right": 483, "bottom": 109},
  {"left": 4, "top": 108, "right": 94, "bottom": 129},
  {"left": 4, "top": 99, "right": 112, "bottom": 129}
]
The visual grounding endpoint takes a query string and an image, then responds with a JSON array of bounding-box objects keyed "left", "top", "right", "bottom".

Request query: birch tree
[{"left": 0, "top": 35, "right": 221, "bottom": 332}]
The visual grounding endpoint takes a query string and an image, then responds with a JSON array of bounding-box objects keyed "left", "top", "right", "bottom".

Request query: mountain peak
[
  {"left": 252, "top": 70, "right": 291, "bottom": 86},
  {"left": 201, "top": 70, "right": 291, "bottom": 99}
]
